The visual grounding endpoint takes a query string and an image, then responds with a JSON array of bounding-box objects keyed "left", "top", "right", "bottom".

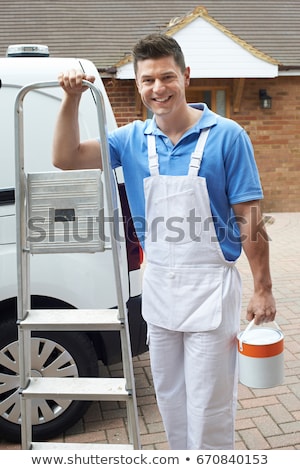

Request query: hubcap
[{"left": 0, "top": 337, "right": 79, "bottom": 425}]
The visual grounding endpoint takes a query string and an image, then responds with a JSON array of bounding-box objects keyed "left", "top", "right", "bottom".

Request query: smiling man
[{"left": 53, "top": 33, "right": 276, "bottom": 450}]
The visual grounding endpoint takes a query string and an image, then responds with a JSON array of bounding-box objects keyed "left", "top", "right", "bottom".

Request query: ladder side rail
[
  {"left": 88, "top": 81, "right": 140, "bottom": 448},
  {"left": 14, "top": 85, "right": 31, "bottom": 324},
  {"left": 15, "top": 83, "right": 43, "bottom": 449},
  {"left": 14, "top": 85, "right": 34, "bottom": 405},
  {"left": 20, "top": 379, "right": 33, "bottom": 449}
]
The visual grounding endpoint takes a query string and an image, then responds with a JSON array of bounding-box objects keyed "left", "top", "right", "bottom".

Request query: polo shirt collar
[{"left": 144, "top": 103, "right": 218, "bottom": 136}]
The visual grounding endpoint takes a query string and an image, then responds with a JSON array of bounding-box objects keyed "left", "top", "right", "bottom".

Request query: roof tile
[{"left": 0, "top": 1, "right": 299, "bottom": 69}]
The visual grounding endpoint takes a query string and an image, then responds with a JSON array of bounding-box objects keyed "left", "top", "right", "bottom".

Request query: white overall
[{"left": 142, "top": 129, "right": 242, "bottom": 450}]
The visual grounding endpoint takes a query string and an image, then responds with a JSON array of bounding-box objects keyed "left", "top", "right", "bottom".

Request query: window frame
[{"left": 185, "top": 86, "right": 230, "bottom": 118}]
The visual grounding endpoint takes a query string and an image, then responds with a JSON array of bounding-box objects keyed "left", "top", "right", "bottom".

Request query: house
[{"left": 1, "top": 1, "right": 299, "bottom": 212}]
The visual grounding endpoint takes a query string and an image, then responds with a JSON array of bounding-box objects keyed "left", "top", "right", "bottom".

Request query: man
[{"left": 53, "top": 34, "right": 276, "bottom": 450}]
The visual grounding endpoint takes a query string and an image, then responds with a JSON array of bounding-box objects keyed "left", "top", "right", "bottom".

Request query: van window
[{"left": 0, "top": 188, "right": 15, "bottom": 205}]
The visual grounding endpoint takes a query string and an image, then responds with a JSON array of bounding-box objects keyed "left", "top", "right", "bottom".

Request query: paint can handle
[{"left": 238, "top": 319, "right": 281, "bottom": 352}]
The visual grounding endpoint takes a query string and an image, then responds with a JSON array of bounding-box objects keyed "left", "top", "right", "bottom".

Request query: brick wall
[
  {"left": 105, "top": 78, "right": 142, "bottom": 124},
  {"left": 104, "top": 76, "right": 300, "bottom": 213},
  {"left": 235, "top": 76, "right": 300, "bottom": 213}
]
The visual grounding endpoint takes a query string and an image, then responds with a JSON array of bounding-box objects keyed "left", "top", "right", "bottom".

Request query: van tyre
[{"left": 0, "top": 319, "right": 99, "bottom": 443}]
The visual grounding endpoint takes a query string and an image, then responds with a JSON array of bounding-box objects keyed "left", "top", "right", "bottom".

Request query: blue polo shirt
[{"left": 107, "top": 103, "right": 263, "bottom": 261}]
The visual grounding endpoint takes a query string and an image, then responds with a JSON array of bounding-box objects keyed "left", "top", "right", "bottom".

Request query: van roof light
[{"left": 6, "top": 44, "right": 49, "bottom": 57}]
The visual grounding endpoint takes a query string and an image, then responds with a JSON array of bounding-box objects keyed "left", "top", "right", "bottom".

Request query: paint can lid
[{"left": 242, "top": 328, "right": 283, "bottom": 345}]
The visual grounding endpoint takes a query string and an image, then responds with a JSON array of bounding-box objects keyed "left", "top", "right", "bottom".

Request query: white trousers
[{"left": 147, "top": 311, "right": 240, "bottom": 450}]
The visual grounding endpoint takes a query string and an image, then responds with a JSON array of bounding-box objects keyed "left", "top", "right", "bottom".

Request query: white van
[{"left": 0, "top": 45, "right": 146, "bottom": 442}]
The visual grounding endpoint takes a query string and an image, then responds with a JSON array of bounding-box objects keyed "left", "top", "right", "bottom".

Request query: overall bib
[{"left": 142, "top": 129, "right": 242, "bottom": 449}]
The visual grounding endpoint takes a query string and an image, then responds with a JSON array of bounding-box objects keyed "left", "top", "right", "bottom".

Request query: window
[{"left": 186, "top": 87, "right": 229, "bottom": 117}]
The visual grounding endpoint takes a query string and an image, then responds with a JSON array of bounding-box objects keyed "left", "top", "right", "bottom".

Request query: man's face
[{"left": 135, "top": 56, "right": 190, "bottom": 117}]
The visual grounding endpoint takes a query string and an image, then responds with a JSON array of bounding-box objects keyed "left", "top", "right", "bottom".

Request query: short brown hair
[{"left": 133, "top": 34, "right": 186, "bottom": 75}]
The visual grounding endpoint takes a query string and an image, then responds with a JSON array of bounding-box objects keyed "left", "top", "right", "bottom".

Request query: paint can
[{"left": 237, "top": 320, "right": 284, "bottom": 388}]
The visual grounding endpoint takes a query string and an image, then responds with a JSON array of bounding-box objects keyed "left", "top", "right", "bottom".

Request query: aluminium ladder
[{"left": 15, "top": 80, "right": 140, "bottom": 450}]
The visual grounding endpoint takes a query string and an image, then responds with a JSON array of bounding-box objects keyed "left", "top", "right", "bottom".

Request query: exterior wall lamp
[{"left": 259, "top": 89, "right": 272, "bottom": 109}]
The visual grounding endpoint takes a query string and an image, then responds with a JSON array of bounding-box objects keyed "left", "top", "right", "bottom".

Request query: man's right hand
[{"left": 58, "top": 70, "right": 96, "bottom": 96}]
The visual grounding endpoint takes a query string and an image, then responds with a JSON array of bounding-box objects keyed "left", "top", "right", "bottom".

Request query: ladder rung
[
  {"left": 31, "top": 442, "right": 134, "bottom": 450},
  {"left": 19, "top": 309, "right": 123, "bottom": 331},
  {"left": 22, "top": 377, "right": 130, "bottom": 401}
]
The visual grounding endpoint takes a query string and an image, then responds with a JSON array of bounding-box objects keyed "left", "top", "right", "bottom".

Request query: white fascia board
[{"left": 117, "top": 17, "right": 278, "bottom": 79}]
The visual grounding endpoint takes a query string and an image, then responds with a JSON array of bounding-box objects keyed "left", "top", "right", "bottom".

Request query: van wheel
[{"left": 0, "top": 319, "right": 99, "bottom": 443}]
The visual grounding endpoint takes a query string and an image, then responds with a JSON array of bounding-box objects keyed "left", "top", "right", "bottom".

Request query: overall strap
[
  {"left": 188, "top": 128, "right": 211, "bottom": 176},
  {"left": 147, "top": 135, "right": 159, "bottom": 176}
]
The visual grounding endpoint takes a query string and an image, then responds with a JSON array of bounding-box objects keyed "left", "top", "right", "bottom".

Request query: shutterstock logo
[{"left": 26, "top": 206, "right": 270, "bottom": 245}]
